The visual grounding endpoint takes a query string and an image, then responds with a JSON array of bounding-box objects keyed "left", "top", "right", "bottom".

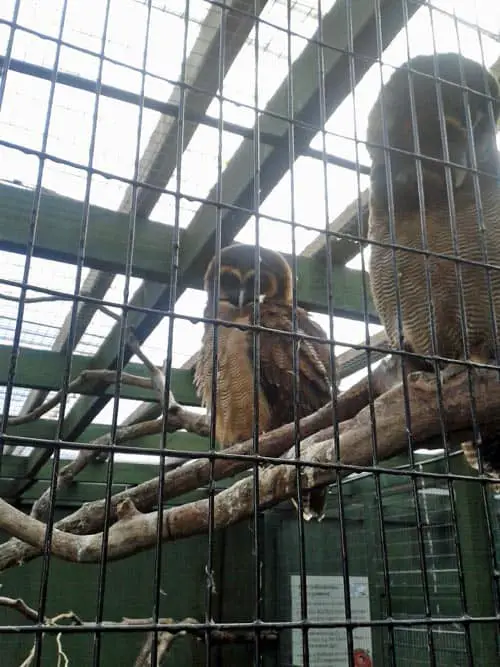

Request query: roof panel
[{"left": 0, "top": 252, "right": 91, "bottom": 351}]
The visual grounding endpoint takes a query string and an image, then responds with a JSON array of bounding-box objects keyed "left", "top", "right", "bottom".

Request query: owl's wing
[
  {"left": 194, "top": 300, "right": 236, "bottom": 410},
  {"left": 251, "top": 302, "right": 333, "bottom": 425}
]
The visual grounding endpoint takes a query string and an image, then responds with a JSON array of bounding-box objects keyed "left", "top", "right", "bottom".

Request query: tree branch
[
  {"left": 0, "top": 598, "right": 84, "bottom": 667},
  {"left": 0, "top": 402, "right": 332, "bottom": 570},
  {"left": 29, "top": 418, "right": 162, "bottom": 522},
  {"left": 126, "top": 329, "right": 168, "bottom": 408},
  {"left": 132, "top": 617, "right": 197, "bottom": 667},
  {"left": 5, "top": 370, "right": 154, "bottom": 427},
  {"left": 0, "top": 595, "right": 276, "bottom": 667},
  {"left": 0, "top": 369, "right": 498, "bottom": 565},
  {"left": 4, "top": 329, "right": 197, "bottom": 430},
  {"left": 0, "top": 595, "right": 39, "bottom": 622}
]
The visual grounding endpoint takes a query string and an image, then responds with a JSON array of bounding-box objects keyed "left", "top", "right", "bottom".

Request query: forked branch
[
  {"left": 0, "top": 595, "right": 276, "bottom": 666},
  {"left": 0, "top": 368, "right": 498, "bottom": 565}
]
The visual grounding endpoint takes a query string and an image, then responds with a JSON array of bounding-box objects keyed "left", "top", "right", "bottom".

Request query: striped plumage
[
  {"left": 195, "top": 244, "right": 334, "bottom": 520},
  {"left": 366, "top": 53, "right": 500, "bottom": 479}
]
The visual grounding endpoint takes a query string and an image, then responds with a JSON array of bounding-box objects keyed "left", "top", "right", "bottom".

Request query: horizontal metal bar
[{"left": 2, "top": 422, "right": 208, "bottom": 455}]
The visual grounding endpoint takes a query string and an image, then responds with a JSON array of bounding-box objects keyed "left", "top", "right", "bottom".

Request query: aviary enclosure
[{"left": 0, "top": 0, "right": 499, "bottom": 665}]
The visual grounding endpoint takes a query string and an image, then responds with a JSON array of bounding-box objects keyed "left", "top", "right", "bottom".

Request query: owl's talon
[
  {"left": 407, "top": 370, "right": 437, "bottom": 392},
  {"left": 439, "top": 363, "right": 468, "bottom": 383}
]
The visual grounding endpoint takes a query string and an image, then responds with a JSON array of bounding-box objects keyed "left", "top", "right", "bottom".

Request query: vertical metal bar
[
  {"left": 0, "top": 0, "right": 20, "bottom": 109},
  {"left": 474, "top": 25, "right": 500, "bottom": 634},
  {"left": 344, "top": 0, "right": 396, "bottom": 661},
  {"left": 149, "top": 2, "right": 191, "bottom": 665},
  {"left": 400, "top": 7, "right": 467, "bottom": 664},
  {"left": 317, "top": 1, "right": 355, "bottom": 664},
  {"left": 426, "top": 8, "right": 486, "bottom": 660},
  {"left": 372, "top": 0, "right": 436, "bottom": 663},
  {"left": 250, "top": 2, "right": 263, "bottom": 664},
  {"left": 285, "top": 0, "right": 310, "bottom": 663},
  {"left": 452, "top": 10, "right": 500, "bottom": 649},
  {"left": 4, "top": 1, "right": 71, "bottom": 662},
  {"left": 205, "top": 4, "right": 228, "bottom": 665},
  {"left": 91, "top": 2, "right": 153, "bottom": 665}
]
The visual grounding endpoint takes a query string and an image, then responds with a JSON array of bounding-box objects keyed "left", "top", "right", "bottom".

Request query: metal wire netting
[{"left": 0, "top": 0, "right": 499, "bottom": 666}]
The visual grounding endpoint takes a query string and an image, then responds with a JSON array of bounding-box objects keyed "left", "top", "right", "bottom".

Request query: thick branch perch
[
  {"left": 0, "top": 403, "right": 333, "bottom": 570},
  {"left": 0, "top": 369, "right": 498, "bottom": 564},
  {"left": 30, "top": 418, "right": 163, "bottom": 522}
]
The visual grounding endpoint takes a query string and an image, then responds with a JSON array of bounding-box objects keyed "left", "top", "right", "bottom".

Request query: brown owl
[
  {"left": 194, "top": 243, "right": 334, "bottom": 520},
  {"left": 366, "top": 52, "right": 500, "bottom": 480}
]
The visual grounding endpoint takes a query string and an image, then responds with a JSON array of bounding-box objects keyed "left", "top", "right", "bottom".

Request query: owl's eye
[
  {"left": 244, "top": 271, "right": 271, "bottom": 298},
  {"left": 220, "top": 272, "right": 241, "bottom": 293},
  {"left": 219, "top": 272, "right": 242, "bottom": 307}
]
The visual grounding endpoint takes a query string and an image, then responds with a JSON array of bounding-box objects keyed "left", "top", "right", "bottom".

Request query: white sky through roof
[{"left": 0, "top": 0, "right": 499, "bottom": 461}]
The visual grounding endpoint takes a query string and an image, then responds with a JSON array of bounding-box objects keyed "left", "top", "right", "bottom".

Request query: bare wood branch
[
  {"left": 0, "top": 370, "right": 399, "bottom": 568},
  {"left": 0, "top": 402, "right": 332, "bottom": 570},
  {"left": 30, "top": 418, "right": 163, "bottom": 522},
  {"left": 27, "top": 406, "right": 207, "bottom": 526},
  {"left": 129, "top": 615, "right": 278, "bottom": 664},
  {"left": 333, "top": 353, "right": 405, "bottom": 422},
  {"left": 97, "top": 304, "right": 122, "bottom": 323},
  {"left": 5, "top": 370, "right": 155, "bottom": 427},
  {"left": 0, "top": 369, "right": 497, "bottom": 564},
  {"left": 0, "top": 595, "right": 39, "bottom": 622},
  {"left": 134, "top": 628, "right": 178, "bottom": 667},
  {"left": 0, "top": 595, "right": 83, "bottom": 626},
  {"left": 5, "top": 367, "right": 206, "bottom": 434},
  {"left": 3, "top": 600, "right": 84, "bottom": 667},
  {"left": 9, "top": 403, "right": 207, "bottom": 534},
  {"left": 126, "top": 329, "right": 168, "bottom": 406},
  {"left": 0, "top": 293, "right": 73, "bottom": 305},
  {"left": 0, "top": 291, "right": 124, "bottom": 313},
  {"left": 0, "top": 593, "right": 276, "bottom": 652}
]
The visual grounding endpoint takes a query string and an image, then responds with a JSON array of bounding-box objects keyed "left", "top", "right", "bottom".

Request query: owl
[{"left": 195, "top": 243, "right": 334, "bottom": 520}]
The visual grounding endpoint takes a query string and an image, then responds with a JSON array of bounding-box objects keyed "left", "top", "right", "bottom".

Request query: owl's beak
[
  {"left": 238, "top": 287, "right": 246, "bottom": 310},
  {"left": 239, "top": 284, "right": 262, "bottom": 309},
  {"left": 444, "top": 115, "right": 469, "bottom": 189}
]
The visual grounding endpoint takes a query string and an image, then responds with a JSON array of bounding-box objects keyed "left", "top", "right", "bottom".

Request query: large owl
[
  {"left": 194, "top": 243, "right": 334, "bottom": 520},
  {"left": 366, "top": 52, "right": 500, "bottom": 478}
]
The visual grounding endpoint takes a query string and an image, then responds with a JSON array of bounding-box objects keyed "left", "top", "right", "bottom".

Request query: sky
[{"left": 0, "top": 0, "right": 499, "bottom": 460}]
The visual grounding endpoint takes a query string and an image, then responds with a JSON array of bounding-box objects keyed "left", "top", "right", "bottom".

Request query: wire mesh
[{"left": 0, "top": 0, "right": 499, "bottom": 666}]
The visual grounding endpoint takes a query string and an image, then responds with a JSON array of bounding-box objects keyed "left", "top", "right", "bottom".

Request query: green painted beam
[
  {"left": 0, "top": 182, "right": 179, "bottom": 283},
  {"left": 0, "top": 344, "right": 199, "bottom": 405},
  {"left": 0, "top": 182, "right": 374, "bottom": 316}
]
